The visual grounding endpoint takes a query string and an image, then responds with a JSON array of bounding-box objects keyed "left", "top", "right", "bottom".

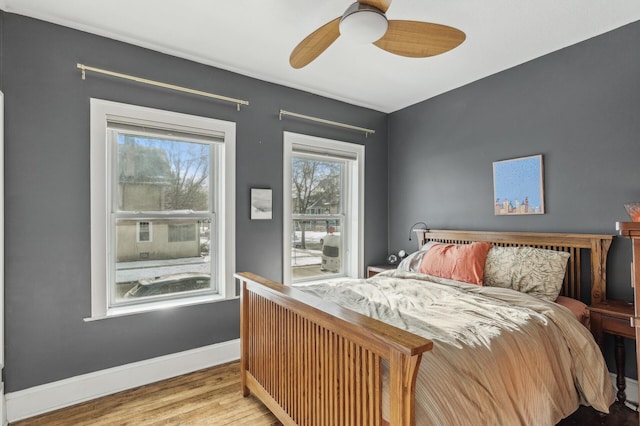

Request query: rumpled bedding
[{"left": 298, "top": 269, "right": 615, "bottom": 426}]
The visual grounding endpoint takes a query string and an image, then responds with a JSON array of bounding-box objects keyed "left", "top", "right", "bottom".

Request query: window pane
[
  {"left": 290, "top": 155, "right": 345, "bottom": 281},
  {"left": 114, "top": 219, "right": 212, "bottom": 303},
  {"left": 291, "top": 157, "right": 342, "bottom": 215},
  {"left": 168, "top": 223, "right": 197, "bottom": 242},
  {"left": 117, "top": 134, "right": 210, "bottom": 212},
  {"left": 291, "top": 218, "right": 343, "bottom": 281}
]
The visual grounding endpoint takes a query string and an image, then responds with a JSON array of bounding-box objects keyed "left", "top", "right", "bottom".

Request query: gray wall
[
  {"left": 388, "top": 21, "right": 640, "bottom": 377},
  {"left": 0, "top": 14, "right": 388, "bottom": 392}
]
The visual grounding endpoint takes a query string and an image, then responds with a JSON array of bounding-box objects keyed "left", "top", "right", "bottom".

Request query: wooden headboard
[{"left": 415, "top": 229, "right": 613, "bottom": 304}]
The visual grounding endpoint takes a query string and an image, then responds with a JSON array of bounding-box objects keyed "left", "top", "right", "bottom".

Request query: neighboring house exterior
[
  {"left": 116, "top": 144, "right": 202, "bottom": 262},
  {"left": 116, "top": 219, "right": 200, "bottom": 262}
]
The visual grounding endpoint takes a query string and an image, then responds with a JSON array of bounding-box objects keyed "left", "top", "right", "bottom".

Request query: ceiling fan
[{"left": 290, "top": 0, "right": 466, "bottom": 69}]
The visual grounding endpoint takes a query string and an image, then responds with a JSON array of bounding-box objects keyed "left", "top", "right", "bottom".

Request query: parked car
[
  {"left": 320, "top": 234, "right": 341, "bottom": 272},
  {"left": 124, "top": 273, "right": 210, "bottom": 298}
]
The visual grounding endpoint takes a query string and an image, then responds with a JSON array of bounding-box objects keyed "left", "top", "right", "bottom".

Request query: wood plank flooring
[
  {"left": 10, "top": 361, "right": 638, "bottom": 425},
  {"left": 11, "top": 362, "right": 281, "bottom": 426}
]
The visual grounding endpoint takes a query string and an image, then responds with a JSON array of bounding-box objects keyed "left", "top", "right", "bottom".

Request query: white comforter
[{"left": 299, "top": 270, "right": 615, "bottom": 426}]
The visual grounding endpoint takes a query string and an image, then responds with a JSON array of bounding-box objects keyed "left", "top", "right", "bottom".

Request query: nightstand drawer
[
  {"left": 589, "top": 299, "right": 635, "bottom": 342},
  {"left": 600, "top": 315, "right": 635, "bottom": 340}
]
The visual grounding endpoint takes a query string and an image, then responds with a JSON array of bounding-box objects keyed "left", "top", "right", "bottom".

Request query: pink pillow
[
  {"left": 418, "top": 242, "right": 493, "bottom": 285},
  {"left": 555, "top": 296, "right": 590, "bottom": 328}
]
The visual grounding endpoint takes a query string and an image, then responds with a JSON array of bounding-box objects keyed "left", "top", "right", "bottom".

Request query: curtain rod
[
  {"left": 76, "top": 63, "right": 249, "bottom": 111},
  {"left": 279, "top": 109, "right": 375, "bottom": 137}
]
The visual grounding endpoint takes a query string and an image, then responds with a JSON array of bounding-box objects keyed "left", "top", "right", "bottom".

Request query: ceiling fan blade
[
  {"left": 358, "top": 0, "right": 391, "bottom": 13},
  {"left": 373, "top": 20, "right": 465, "bottom": 58},
  {"left": 290, "top": 18, "right": 341, "bottom": 69}
]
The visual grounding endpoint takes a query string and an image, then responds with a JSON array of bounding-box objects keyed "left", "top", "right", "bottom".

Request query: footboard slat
[{"left": 238, "top": 272, "right": 433, "bottom": 426}]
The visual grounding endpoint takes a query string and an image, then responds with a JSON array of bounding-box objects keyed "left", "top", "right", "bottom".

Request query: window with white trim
[
  {"left": 283, "top": 132, "right": 364, "bottom": 284},
  {"left": 89, "top": 99, "right": 236, "bottom": 319},
  {"left": 137, "top": 221, "right": 152, "bottom": 243}
]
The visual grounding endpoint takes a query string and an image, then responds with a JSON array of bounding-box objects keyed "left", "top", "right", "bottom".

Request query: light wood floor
[
  {"left": 11, "top": 361, "right": 281, "bottom": 426},
  {"left": 10, "top": 360, "right": 637, "bottom": 425}
]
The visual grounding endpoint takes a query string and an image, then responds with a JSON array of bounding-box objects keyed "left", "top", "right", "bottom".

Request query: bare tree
[
  {"left": 118, "top": 137, "right": 210, "bottom": 212},
  {"left": 291, "top": 158, "right": 340, "bottom": 248},
  {"left": 164, "top": 143, "right": 209, "bottom": 211}
]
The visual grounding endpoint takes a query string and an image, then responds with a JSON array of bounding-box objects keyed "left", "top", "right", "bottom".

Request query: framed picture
[
  {"left": 493, "top": 154, "right": 544, "bottom": 215},
  {"left": 251, "top": 188, "right": 272, "bottom": 220}
]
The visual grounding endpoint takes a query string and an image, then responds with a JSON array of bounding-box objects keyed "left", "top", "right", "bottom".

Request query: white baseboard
[{"left": 5, "top": 339, "right": 240, "bottom": 423}]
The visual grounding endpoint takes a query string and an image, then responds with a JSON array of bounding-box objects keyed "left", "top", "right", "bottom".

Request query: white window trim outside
[
  {"left": 283, "top": 131, "right": 364, "bottom": 285},
  {"left": 88, "top": 99, "right": 236, "bottom": 320}
]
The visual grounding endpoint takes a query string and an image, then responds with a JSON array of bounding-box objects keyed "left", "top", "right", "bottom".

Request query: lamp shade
[{"left": 339, "top": 3, "right": 388, "bottom": 44}]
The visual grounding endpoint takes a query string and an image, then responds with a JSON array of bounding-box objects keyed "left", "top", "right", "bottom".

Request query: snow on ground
[
  {"left": 117, "top": 250, "right": 324, "bottom": 283},
  {"left": 116, "top": 256, "right": 210, "bottom": 283},
  {"left": 292, "top": 230, "right": 339, "bottom": 266},
  {"left": 291, "top": 248, "right": 321, "bottom": 266},
  {"left": 116, "top": 231, "right": 336, "bottom": 283},
  {"left": 293, "top": 230, "right": 327, "bottom": 243}
]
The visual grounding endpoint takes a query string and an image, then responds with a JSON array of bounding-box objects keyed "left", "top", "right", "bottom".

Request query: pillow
[
  {"left": 555, "top": 296, "right": 590, "bottom": 328},
  {"left": 418, "top": 242, "right": 493, "bottom": 285},
  {"left": 484, "top": 246, "right": 570, "bottom": 302}
]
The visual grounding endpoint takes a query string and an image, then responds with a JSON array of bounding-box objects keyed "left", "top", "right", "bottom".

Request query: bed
[{"left": 236, "top": 229, "right": 614, "bottom": 425}]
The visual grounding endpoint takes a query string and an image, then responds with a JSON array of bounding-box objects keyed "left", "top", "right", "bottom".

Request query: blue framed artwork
[{"left": 493, "top": 154, "right": 544, "bottom": 215}]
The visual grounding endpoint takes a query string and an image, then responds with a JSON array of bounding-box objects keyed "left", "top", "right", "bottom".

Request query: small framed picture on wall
[
  {"left": 251, "top": 188, "right": 273, "bottom": 220},
  {"left": 493, "top": 154, "right": 544, "bottom": 215}
]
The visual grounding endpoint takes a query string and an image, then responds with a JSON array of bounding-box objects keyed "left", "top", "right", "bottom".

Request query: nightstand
[
  {"left": 367, "top": 264, "right": 397, "bottom": 278},
  {"left": 588, "top": 299, "right": 635, "bottom": 404}
]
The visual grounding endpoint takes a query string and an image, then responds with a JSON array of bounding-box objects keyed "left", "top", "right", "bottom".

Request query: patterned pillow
[{"left": 484, "top": 246, "right": 570, "bottom": 302}]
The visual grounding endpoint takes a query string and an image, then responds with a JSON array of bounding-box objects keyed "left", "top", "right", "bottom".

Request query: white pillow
[{"left": 397, "top": 241, "right": 438, "bottom": 272}]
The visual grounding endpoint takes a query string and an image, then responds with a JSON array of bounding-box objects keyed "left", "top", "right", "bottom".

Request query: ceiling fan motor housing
[{"left": 339, "top": 2, "right": 388, "bottom": 43}]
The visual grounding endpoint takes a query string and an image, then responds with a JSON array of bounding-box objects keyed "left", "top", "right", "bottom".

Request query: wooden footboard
[{"left": 236, "top": 272, "right": 433, "bottom": 426}]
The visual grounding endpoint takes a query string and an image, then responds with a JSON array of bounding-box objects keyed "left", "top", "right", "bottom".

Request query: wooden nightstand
[
  {"left": 588, "top": 299, "right": 635, "bottom": 404},
  {"left": 367, "top": 264, "right": 397, "bottom": 278}
]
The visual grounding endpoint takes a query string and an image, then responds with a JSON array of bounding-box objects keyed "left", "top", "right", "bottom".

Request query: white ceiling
[{"left": 3, "top": 0, "right": 640, "bottom": 113}]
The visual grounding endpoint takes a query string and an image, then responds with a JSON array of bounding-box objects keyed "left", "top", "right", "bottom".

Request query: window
[
  {"left": 137, "top": 221, "right": 152, "bottom": 242},
  {"left": 283, "top": 132, "right": 364, "bottom": 284},
  {"left": 89, "top": 99, "right": 236, "bottom": 319},
  {"left": 168, "top": 223, "right": 197, "bottom": 243}
]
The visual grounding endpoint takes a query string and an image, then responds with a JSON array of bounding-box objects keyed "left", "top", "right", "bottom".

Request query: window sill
[{"left": 83, "top": 293, "right": 239, "bottom": 322}]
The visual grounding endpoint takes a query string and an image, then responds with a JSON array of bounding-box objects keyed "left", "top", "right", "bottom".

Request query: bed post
[
  {"left": 240, "top": 278, "right": 249, "bottom": 397},
  {"left": 389, "top": 351, "right": 423, "bottom": 426},
  {"left": 590, "top": 238, "right": 611, "bottom": 304}
]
